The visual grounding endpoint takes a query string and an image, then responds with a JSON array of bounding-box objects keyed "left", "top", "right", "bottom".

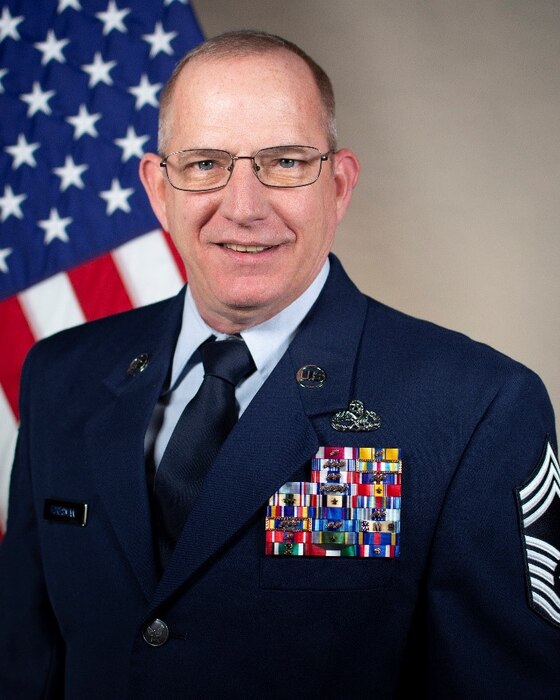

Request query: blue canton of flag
[{"left": 0, "top": 0, "right": 203, "bottom": 298}]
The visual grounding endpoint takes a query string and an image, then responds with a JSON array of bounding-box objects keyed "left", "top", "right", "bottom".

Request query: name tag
[{"left": 43, "top": 499, "right": 88, "bottom": 526}]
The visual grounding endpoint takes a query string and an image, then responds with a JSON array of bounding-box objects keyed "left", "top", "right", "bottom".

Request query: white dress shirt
[{"left": 146, "top": 259, "right": 330, "bottom": 469}]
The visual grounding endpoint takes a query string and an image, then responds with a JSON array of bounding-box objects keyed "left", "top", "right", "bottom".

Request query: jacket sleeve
[
  {"left": 423, "top": 366, "right": 560, "bottom": 699},
  {"left": 0, "top": 349, "right": 64, "bottom": 698}
]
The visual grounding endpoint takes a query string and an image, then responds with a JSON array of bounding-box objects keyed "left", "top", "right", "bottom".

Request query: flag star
[
  {"left": 100, "top": 178, "right": 134, "bottom": 215},
  {"left": 96, "top": 1, "right": 131, "bottom": 35},
  {"left": 5, "top": 134, "right": 40, "bottom": 169},
  {"left": 58, "top": 0, "right": 82, "bottom": 11},
  {"left": 53, "top": 155, "right": 88, "bottom": 191},
  {"left": 0, "top": 6, "right": 24, "bottom": 43},
  {"left": 81, "top": 52, "right": 117, "bottom": 88},
  {"left": 0, "top": 68, "right": 8, "bottom": 93},
  {"left": 34, "top": 29, "right": 70, "bottom": 65},
  {"left": 0, "top": 248, "right": 13, "bottom": 273},
  {"left": 114, "top": 126, "right": 150, "bottom": 162},
  {"left": 128, "top": 73, "right": 162, "bottom": 110},
  {"left": 0, "top": 185, "right": 27, "bottom": 222},
  {"left": 20, "top": 81, "right": 56, "bottom": 117},
  {"left": 142, "top": 21, "right": 177, "bottom": 58},
  {"left": 164, "top": 0, "right": 188, "bottom": 4},
  {"left": 66, "top": 104, "right": 102, "bottom": 139},
  {"left": 38, "top": 208, "right": 72, "bottom": 244}
]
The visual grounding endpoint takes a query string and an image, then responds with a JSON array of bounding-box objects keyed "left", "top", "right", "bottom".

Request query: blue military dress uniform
[{"left": 0, "top": 255, "right": 558, "bottom": 698}]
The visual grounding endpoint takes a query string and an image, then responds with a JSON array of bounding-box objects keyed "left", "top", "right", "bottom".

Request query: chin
[
  {"left": 220, "top": 290, "right": 287, "bottom": 321},
  {"left": 220, "top": 281, "right": 284, "bottom": 309},
  {"left": 224, "top": 294, "right": 275, "bottom": 313}
]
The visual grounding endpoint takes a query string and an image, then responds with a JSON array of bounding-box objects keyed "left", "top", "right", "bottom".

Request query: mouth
[{"left": 221, "top": 243, "right": 274, "bottom": 253}]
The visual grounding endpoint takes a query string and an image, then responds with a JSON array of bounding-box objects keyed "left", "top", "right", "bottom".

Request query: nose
[{"left": 218, "top": 156, "right": 269, "bottom": 225}]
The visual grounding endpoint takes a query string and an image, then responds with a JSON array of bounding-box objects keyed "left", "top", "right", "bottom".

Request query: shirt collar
[{"left": 170, "top": 258, "right": 330, "bottom": 387}]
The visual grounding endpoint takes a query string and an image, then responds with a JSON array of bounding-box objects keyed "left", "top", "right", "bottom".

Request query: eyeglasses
[{"left": 160, "top": 145, "right": 331, "bottom": 192}]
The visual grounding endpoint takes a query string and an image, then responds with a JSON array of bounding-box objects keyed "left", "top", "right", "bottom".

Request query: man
[{"left": 0, "top": 31, "right": 558, "bottom": 699}]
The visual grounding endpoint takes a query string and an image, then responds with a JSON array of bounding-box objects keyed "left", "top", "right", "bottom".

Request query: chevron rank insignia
[
  {"left": 516, "top": 440, "right": 560, "bottom": 628},
  {"left": 265, "top": 447, "right": 401, "bottom": 558}
]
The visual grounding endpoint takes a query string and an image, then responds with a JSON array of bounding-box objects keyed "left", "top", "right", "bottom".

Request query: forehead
[{"left": 165, "top": 51, "right": 326, "bottom": 149}]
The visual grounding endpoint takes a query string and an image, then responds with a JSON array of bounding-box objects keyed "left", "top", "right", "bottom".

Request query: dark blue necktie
[{"left": 153, "top": 336, "right": 256, "bottom": 567}]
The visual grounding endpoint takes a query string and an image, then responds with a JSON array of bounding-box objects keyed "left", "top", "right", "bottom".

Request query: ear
[
  {"left": 332, "top": 148, "right": 360, "bottom": 223},
  {"left": 139, "top": 152, "right": 170, "bottom": 231}
]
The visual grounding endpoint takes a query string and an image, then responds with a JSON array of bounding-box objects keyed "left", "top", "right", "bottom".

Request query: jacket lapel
[
  {"left": 150, "top": 347, "right": 318, "bottom": 609},
  {"left": 149, "top": 256, "right": 369, "bottom": 611},
  {"left": 84, "top": 290, "right": 185, "bottom": 600}
]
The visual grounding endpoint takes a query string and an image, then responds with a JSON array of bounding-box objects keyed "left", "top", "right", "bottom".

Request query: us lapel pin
[
  {"left": 331, "top": 399, "right": 381, "bottom": 432},
  {"left": 296, "top": 365, "right": 326, "bottom": 388}
]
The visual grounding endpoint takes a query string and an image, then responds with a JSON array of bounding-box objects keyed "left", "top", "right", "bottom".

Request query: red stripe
[
  {"left": 163, "top": 229, "right": 187, "bottom": 281},
  {"left": 68, "top": 253, "right": 134, "bottom": 321},
  {"left": 0, "top": 297, "right": 37, "bottom": 419}
]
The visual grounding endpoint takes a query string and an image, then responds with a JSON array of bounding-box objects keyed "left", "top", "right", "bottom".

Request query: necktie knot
[{"left": 199, "top": 336, "right": 256, "bottom": 387}]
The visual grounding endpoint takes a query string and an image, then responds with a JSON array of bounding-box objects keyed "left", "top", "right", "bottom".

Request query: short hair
[{"left": 157, "top": 30, "right": 337, "bottom": 155}]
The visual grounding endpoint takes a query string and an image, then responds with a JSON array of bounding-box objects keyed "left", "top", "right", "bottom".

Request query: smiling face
[{"left": 140, "top": 49, "right": 359, "bottom": 333}]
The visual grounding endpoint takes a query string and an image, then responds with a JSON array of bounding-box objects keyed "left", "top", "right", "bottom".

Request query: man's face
[{"left": 141, "top": 50, "right": 359, "bottom": 332}]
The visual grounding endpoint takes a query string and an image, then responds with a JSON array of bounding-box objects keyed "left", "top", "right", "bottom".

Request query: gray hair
[{"left": 157, "top": 30, "right": 337, "bottom": 155}]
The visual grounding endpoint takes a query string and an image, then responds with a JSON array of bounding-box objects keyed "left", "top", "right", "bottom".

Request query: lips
[{"left": 222, "top": 243, "right": 273, "bottom": 253}]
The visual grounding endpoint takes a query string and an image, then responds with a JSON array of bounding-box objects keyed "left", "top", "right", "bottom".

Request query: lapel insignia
[
  {"left": 516, "top": 440, "right": 560, "bottom": 628},
  {"left": 296, "top": 365, "right": 326, "bottom": 388},
  {"left": 127, "top": 353, "right": 149, "bottom": 376},
  {"left": 265, "top": 446, "right": 401, "bottom": 558},
  {"left": 331, "top": 399, "right": 381, "bottom": 431}
]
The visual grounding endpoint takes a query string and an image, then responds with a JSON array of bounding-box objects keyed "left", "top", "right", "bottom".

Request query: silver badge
[
  {"left": 127, "top": 353, "right": 149, "bottom": 376},
  {"left": 330, "top": 399, "right": 381, "bottom": 432},
  {"left": 296, "top": 365, "right": 326, "bottom": 388}
]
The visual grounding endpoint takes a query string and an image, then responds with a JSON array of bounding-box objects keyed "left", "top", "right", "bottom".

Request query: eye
[
  {"left": 196, "top": 160, "right": 215, "bottom": 171},
  {"left": 278, "top": 158, "right": 297, "bottom": 169}
]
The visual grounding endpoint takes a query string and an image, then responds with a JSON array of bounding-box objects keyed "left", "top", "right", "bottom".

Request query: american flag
[{"left": 0, "top": 0, "right": 204, "bottom": 533}]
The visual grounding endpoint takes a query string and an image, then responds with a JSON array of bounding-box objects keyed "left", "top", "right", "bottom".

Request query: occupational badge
[
  {"left": 516, "top": 440, "right": 560, "bottom": 628},
  {"left": 330, "top": 400, "right": 381, "bottom": 432}
]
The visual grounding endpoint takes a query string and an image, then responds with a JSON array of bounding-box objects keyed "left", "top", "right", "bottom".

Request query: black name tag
[{"left": 43, "top": 499, "right": 88, "bottom": 526}]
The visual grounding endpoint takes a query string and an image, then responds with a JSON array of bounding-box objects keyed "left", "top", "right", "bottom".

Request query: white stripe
[
  {"left": 522, "top": 478, "right": 560, "bottom": 527},
  {"left": 522, "top": 460, "right": 560, "bottom": 514},
  {"left": 0, "top": 387, "right": 18, "bottom": 532},
  {"left": 112, "top": 229, "right": 183, "bottom": 307},
  {"left": 526, "top": 536, "right": 560, "bottom": 560},
  {"left": 532, "top": 592, "right": 560, "bottom": 624},
  {"left": 519, "top": 452, "right": 549, "bottom": 501},
  {"left": 521, "top": 450, "right": 560, "bottom": 526},
  {"left": 527, "top": 548, "right": 558, "bottom": 571},
  {"left": 18, "top": 272, "right": 85, "bottom": 339},
  {"left": 528, "top": 562, "right": 555, "bottom": 585},
  {"left": 530, "top": 577, "right": 560, "bottom": 611},
  {"left": 520, "top": 443, "right": 559, "bottom": 500}
]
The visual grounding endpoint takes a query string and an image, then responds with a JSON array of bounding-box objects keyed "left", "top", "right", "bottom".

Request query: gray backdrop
[{"left": 192, "top": 0, "right": 559, "bottom": 428}]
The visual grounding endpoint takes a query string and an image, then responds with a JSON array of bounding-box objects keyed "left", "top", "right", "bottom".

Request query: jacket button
[{"left": 143, "top": 618, "right": 169, "bottom": 647}]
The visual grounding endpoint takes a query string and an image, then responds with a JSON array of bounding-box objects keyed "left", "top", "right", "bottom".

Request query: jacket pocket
[{"left": 259, "top": 555, "right": 397, "bottom": 591}]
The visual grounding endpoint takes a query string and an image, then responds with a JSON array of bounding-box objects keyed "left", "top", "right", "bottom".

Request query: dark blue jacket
[{"left": 1, "top": 256, "right": 558, "bottom": 698}]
